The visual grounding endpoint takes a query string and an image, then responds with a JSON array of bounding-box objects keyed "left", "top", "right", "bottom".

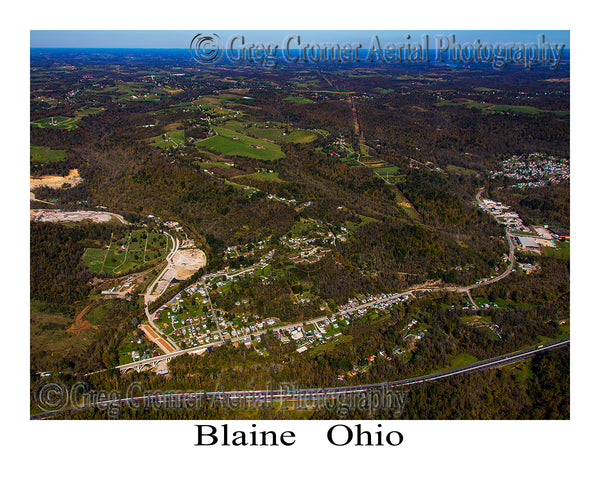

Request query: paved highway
[
  {"left": 31, "top": 338, "right": 569, "bottom": 419},
  {"left": 143, "top": 231, "right": 180, "bottom": 352}
]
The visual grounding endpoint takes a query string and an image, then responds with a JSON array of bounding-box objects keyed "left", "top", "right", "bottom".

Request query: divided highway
[{"left": 31, "top": 338, "right": 569, "bottom": 419}]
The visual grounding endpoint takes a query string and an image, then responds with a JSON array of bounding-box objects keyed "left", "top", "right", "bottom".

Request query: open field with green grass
[
  {"left": 82, "top": 229, "right": 169, "bottom": 275},
  {"left": 30, "top": 301, "right": 97, "bottom": 369},
  {"left": 315, "top": 90, "right": 354, "bottom": 95},
  {"left": 31, "top": 116, "right": 80, "bottom": 130},
  {"left": 149, "top": 123, "right": 186, "bottom": 149},
  {"left": 473, "top": 87, "right": 503, "bottom": 92},
  {"left": 77, "top": 106, "right": 106, "bottom": 116},
  {"left": 284, "top": 96, "right": 314, "bottom": 104},
  {"left": 543, "top": 241, "right": 570, "bottom": 260},
  {"left": 224, "top": 120, "right": 318, "bottom": 145},
  {"left": 233, "top": 171, "right": 287, "bottom": 183},
  {"left": 194, "top": 160, "right": 235, "bottom": 169},
  {"left": 344, "top": 214, "right": 378, "bottom": 233},
  {"left": 435, "top": 98, "right": 569, "bottom": 116},
  {"left": 450, "top": 353, "right": 479, "bottom": 369},
  {"left": 197, "top": 126, "right": 284, "bottom": 160},
  {"left": 31, "top": 106, "right": 105, "bottom": 131},
  {"left": 372, "top": 165, "right": 400, "bottom": 175},
  {"left": 285, "top": 129, "right": 318, "bottom": 143},
  {"left": 446, "top": 164, "right": 479, "bottom": 176},
  {"left": 30, "top": 145, "right": 67, "bottom": 163}
]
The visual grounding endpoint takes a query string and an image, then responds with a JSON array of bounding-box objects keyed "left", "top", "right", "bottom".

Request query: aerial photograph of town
[{"left": 28, "top": 29, "right": 571, "bottom": 426}]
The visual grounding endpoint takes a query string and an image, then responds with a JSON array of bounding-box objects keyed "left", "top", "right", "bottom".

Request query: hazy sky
[{"left": 31, "top": 30, "right": 570, "bottom": 49}]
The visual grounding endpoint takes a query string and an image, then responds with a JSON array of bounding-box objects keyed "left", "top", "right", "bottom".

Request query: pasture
[{"left": 30, "top": 145, "right": 66, "bottom": 163}]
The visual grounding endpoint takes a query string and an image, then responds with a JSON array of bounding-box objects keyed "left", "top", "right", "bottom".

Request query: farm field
[
  {"left": 434, "top": 98, "right": 569, "bottom": 116},
  {"left": 284, "top": 96, "right": 314, "bottom": 104},
  {"left": 224, "top": 120, "right": 318, "bottom": 145},
  {"left": 197, "top": 126, "right": 284, "bottom": 161},
  {"left": 30, "top": 145, "right": 66, "bottom": 163},
  {"left": 30, "top": 106, "right": 106, "bottom": 130},
  {"left": 31, "top": 116, "right": 79, "bottom": 130}
]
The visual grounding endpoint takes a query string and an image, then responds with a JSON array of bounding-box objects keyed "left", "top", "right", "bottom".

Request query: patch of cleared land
[
  {"left": 284, "top": 96, "right": 314, "bottom": 104},
  {"left": 197, "top": 126, "right": 284, "bottom": 161},
  {"left": 30, "top": 210, "right": 120, "bottom": 223},
  {"left": 83, "top": 229, "right": 169, "bottom": 275},
  {"left": 30, "top": 146, "right": 66, "bottom": 163},
  {"left": 146, "top": 247, "right": 207, "bottom": 303},
  {"left": 172, "top": 248, "right": 207, "bottom": 280},
  {"left": 30, "top": 169, "right": 82, "bottom": 191}
]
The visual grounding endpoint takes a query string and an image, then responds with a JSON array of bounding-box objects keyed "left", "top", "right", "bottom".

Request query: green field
[
  {"left": 150, "top": 129, "right": 186, "bottom": 149},
  {"left": 488, "top": 104, "right": 569, "bottom": 115},
  {"left": 77, "top": 106, "right": 106, "bottom": 116},
  {"left": 30, "top": 145, "right": 67, "bottom": 163},
  {"left": 344, "top": 214, "right": 378, "bottom": 233},
  {"left": 31, "top": 106, "right": 105, "bottom": 131},
  {"left": 450, "top": 354, "right": 479, "bottom": 369},
  {"left": 435, "top": 98, "right": 569, "bottom": 116},
  {"left": 31, "top": 116, "right": 80, "bottom": 130},
  {"left": 473, "top": 87, "right": 503, "bottom": 92},
  {"left": 197, "top": 126, "right": 284, "bottom": 160},
  {"left": 372, "top": 165, "right": 400, "bottom": 175},
  {"left": 82, "top": 229, "right": 169, "bottom": 275},
  {"left": 543, "top": 241, "right": 570, "bottom": 260},
  {"left": 234, "top": 171, "right": 286, "bottom": 183},
  {"left": 446, "top": 165, "right": 479, "bottom": 176},
  {"left": 284, "top": 96, "right": 314, "bottom": 104},
  {"left": 194, "top": 160, "right": 235, "bottom": 169},
  {"left": 224, "top": 120, "right": 317, "bottom": 145},
  {"left": 285, "top": 130, "right": 317, "bottom": 143}
]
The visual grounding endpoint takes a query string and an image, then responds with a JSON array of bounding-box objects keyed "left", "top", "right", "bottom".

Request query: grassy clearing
[
  {"left": 77, "top": 106, "right": 105, "bottom": 116},
  {"left": 227, "top": 120, "right": 317, "bottom": 145},
  {"left": 150, "top": 127, "right": 186, "bottom": 149},
  {"left": 31, "top": 116, "right": 80, "bottom": 130},
  {"left": 314, "top": 90, "right": 354, "bottom": 95},
  {"left": 233, "top": 171, "right": 286, "bottom": 183},
  {"left": 475, "top": 325, "right": 501, "bottom": 340},
  {"left": 194, "top": 160, "right": 235, "bottom": 169},
  {"left": 446, "top": 164, "right": 479, "bottom": 176},
  {"left": 197, "top": 126, "right": 284, "bottom": 161},
  {"left": 284, "top": 96, "right": 314, "bottom": 104},
  {"left": 82, "top": 229, "right": 168, "bottom": 275},
  {"left": 372, "top": 165, "right": 400, "bottom": 175},
  {"left": 511, "top": 360, "right": 534, "bottom": 381},
  {"left": 30, "top": 145, "right": 67, "bottom": 163},
  {"left": 394, "top": 191, "right": 420, "bottom": 221},
  {"left": 285, "top": 130, "right": 317, "bottom": 143},
  {"left": 309, "top": 335, "right": 353, "bottom": 355},
  {"left": 30, "top": 301, "right": 83, "bottom": 367},
  {"left": 451, "top": 354, "right": 479, "bottom": 369},
  {"left": 344, "top": 215, "right": 378, "bottom": 233},
  {"left": 82, "top": 248, "right": 107, "bottom": 274},
  {"left": 543, "top": 241, "right": 570, "bottom": 260},
  {"left": 473, "top": 87, "right": 503, "bottom": 92},
  {"left": 435, "top": 98, "right": 569, "bottom": 116}
]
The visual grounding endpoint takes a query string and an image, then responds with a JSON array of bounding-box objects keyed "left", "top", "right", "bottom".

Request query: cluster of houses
[
  {"left": 489, "top": 153, "right": 569, "bottom": 188},
  {"left": 288, "top": 245, "right": 332, "bottom": 264}
]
